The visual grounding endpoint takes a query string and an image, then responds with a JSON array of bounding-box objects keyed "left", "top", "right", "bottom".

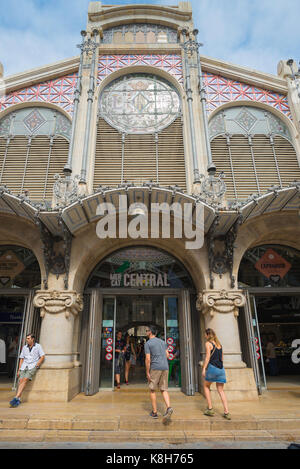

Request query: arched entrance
[
  {"left": 80, "top": 246, "right": 199, "bottom": 396},
  {"left": 238, "top": 244, "right": 300, "bottom": 393},
  {"left": 0, "top": 245, "right": 41, "bottom": 390}
]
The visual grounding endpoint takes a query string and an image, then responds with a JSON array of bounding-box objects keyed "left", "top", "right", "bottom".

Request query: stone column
[
  {"left": 197, "top": 289, "right": 246, "bottom": 368},
  {"left": 24, "top": 290, "right": 84, "bottom": 402},
  {"left": 197, "top": 289, "right": 258, "bottom": 400},
  {"left": 34, "top": 290, "right": 83, "bottom": 369}
]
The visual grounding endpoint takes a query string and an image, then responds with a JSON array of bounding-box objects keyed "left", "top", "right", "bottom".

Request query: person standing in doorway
[
  {"left": 145, "top": 325, "right": 173, "bottom": 423},
  {"left": 114, "top": 331, "right": 126, "bottom": 390},
  {"left": 7, "top": 334, "right": 19, "bottom": 378},
  {"left": 124, "top": 335, "right": 136, "bottom": 385},
  {"left": 9, "top": 333, "right": 45, "bottom": 408},
  {"left": 266, "top": 334, "right": 278, "bottom": 376},
  {"left": 202, "top": 328, "right": 231, "bottom": 420}
]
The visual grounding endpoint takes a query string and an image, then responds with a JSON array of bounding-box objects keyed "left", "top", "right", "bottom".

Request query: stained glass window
[{"left": 99, "top": 74, "right": 181, "bottom": 134}]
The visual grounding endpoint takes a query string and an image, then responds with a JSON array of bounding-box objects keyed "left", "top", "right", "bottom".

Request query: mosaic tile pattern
[
  {"left": 98, "top": 54, "right": 183, "bottom": 85},
  {"left": 23, "top": 109, "right": 46, "bottom": 132},
  {"left": 0, "top": 73, "right": 78, "bottom": 116},
  {"left": 204, "top": 72, "right": 291, "bottom": 119}
]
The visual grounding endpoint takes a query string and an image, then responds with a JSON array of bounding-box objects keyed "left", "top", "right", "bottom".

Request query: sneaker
[
  {"left": 149, "top": 411, "right": 158, "bottom": 419},
  {"left": 162, "top": 407, "right": 173, "bottom": 424},
  {"left": 204, "top": 408, "right": 215, "bottom": 417},
  {"left": 9, "top": 397, "right": 17, "bottom": 407},
  {"left": 223, "top": 412, "right": 231, "bottom": 420},
  {"left": 10, "top": 398, "right": 21, "bottom": 408}
]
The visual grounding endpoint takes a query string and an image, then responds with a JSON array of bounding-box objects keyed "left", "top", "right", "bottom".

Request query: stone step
[
  {"left": 1, "top": 415, "right": 300, "bottom": 433},
  {"left": 0, "top": 428, "right": 300, "bottom": 443}
]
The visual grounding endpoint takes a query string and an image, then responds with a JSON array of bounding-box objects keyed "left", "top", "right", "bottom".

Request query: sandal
[
  {"left": 223, "top": 412, "right": 231, "bottom": 420},
  {"left": 204, "top": 408, "right": 214, "bottom": 417}
]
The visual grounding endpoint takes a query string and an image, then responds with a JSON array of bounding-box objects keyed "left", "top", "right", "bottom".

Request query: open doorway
[{"left": 99, "top": 294, "right": 181, "bottom": 390}]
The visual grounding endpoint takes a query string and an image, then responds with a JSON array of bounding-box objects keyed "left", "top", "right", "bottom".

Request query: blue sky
[{"left": 0, "top": 0, "right": 299, "bottom": 77}]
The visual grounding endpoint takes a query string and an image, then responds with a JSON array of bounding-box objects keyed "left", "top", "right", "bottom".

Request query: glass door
[
  {"left": 244, "top": 290, "right": 267, "bottom": 394},
  {"left": 99, "top": 297, "right": 116, "bottom": 389},
  {"left": 164, "top": 296, "right": 181, "bottom": 388}
]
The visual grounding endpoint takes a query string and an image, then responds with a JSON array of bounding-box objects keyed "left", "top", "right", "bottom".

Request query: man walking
[
  {"left": 145, "top": 325, "right": 173, "bottom": 423},
  {"left": 9, "top": 333, "right": 45, "bottom": 408}
]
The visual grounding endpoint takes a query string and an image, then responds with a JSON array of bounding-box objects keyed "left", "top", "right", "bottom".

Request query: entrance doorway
[
  {"left": 82, "top": 246, "right": 197, "bottom": 396},
  {"left": 239, "top": 244, "right": 300, "bottom": 393},
  {"left": 99, "top": 295, "right": 181, "bottom": 389},
  {"left": 243, "top": 291, "right": 300, "bottom": 392}
]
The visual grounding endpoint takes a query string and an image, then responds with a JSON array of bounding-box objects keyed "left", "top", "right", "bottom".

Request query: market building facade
[{"left": 0, "top": 1, "right": 299, "bottom": 402}]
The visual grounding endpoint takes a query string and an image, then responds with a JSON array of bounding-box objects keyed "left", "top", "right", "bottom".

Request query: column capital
[
  {"left": 196, "top": 289, "right": 246, "bottom": 317},
  {"left": 33, "top": 290, "right": 83, "bottom": 318}
]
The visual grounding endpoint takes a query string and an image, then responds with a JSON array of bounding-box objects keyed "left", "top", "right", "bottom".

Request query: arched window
[
  {"left": 94, "top": 74, "right": 186, "bottom": 190},
  {"left": 102, "top": 24, "right": 178, "bottom": 44},
  {"left": 0, "top": 107, "right": 71, "bottom": 202},
  {"left": 209, "top": 106, "right": 300, "bottom": 201},
  {"left": 238, "top": 244, "right": 300, "bottom": 288}
]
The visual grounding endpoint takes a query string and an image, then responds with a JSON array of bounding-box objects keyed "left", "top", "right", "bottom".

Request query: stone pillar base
[
  {"left": 21, "top": 367, "right": 82, "bottom": 402},
  {"left": 199, "top": 366, "right": 259, "bottom": 402}
]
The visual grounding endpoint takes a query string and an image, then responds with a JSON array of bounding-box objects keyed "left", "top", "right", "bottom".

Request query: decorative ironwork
[
  {"left": 209, "top": 106, "right": 292, "bottom": 141},
  {"left": 207, "top": 214, "right": 243, "bottom": 289},
  {"left": 197, "top": 164, "right": 226, "bottom": 208},
  {"left": 99, "top": 74, "right": 181, "bottom": 134},
  {"left": 53, "top": 173, "right": 80, "bottom": 209},
  {"left": 0, "top": 107, "right": 71, "bottom": 139},
  {"left": 35, "top": 215, "right": 73, "bottom": 290}
]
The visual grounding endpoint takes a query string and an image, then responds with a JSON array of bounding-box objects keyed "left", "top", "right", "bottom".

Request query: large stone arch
[
  {"left": 233, "top": 211, "right": 300, "bottom": 280},
  {"left": 70, "top": 229, "right": 208, "bottom": 294},
  {"left": 0, "top": 213, "right": 45, "bottom": 283}
]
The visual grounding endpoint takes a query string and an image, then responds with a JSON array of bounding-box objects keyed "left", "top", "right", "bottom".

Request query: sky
[{"left": 0, "top": 0, "right": 299, "bottom": 78}]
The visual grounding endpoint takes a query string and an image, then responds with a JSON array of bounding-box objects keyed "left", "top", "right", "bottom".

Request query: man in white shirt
[{"left": 9, "top": 333, "right": 45, "bottom": 408}]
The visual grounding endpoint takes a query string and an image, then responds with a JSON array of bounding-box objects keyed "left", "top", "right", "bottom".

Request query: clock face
[{"left": 99, "top": 74, "right": 180, "bottom": 134}]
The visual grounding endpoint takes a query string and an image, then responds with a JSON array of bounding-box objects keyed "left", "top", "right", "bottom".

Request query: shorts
[
  {"left": 19, "top": 367, "right": 37, "bottom": 381},
  {"left": 205, "top": 363, "right": 226, "bottom": 384},
  {"left": 149, "top": 369, "right": 169, "bottom": 391}
]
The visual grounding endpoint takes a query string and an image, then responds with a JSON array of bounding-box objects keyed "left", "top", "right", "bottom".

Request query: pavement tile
[
  {"left": 231, "top": 430, "right": 274, "bottom": 441},
  {"left": 137, "top": 431, "right": 186, "bottom": 442},
  {"left": 210, "top": 420, "right": 258, "bottom": 431},
  {"left": 184, "top": 431, "right": 234, "bottom": 442},
  {"left": 72, "top": 419, "right": 119, "bottom": 431},
  {"left": 27, "top": 418, "right": 73, "bottom": 430},
  {"left": 257, "top": 419, "right": 300, "bottom": 430},
  {"left": 0, "top": 418, "right": 28, "bottom": 429},
  {"left": 0, "top": 429, "right": 46, "bottom": 442},
  {"left": 89, "top": 431, "right": 137, "bottom": 442},
  {"left": 45, "top": 430, "right": 89, "bottom": 442}
]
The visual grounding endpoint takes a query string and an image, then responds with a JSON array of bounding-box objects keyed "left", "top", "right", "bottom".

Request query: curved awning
[{"left": 0, "top": 184, "right": 299, "bottom": 239}]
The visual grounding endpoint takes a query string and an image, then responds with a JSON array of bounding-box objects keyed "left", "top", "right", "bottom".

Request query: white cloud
[{"left": 0, "top": 0, "right": 299, "bottom": 77}]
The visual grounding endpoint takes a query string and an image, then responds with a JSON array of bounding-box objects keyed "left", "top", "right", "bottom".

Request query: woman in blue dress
[{"left": 202, "top": 328, "right": 231, "bottom": 420}]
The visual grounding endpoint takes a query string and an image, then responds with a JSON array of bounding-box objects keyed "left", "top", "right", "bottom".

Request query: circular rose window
[{"left": 99, "top": 74, "right": 180, "bottom": 134}]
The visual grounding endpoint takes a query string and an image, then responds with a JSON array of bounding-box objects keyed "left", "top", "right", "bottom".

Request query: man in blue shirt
[{"left": 144, "top": 325, "right": 173, "bottom": 422}]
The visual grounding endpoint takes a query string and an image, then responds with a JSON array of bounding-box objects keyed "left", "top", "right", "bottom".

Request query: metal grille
[
  {"left": 211, "top": 134, "right": 300, "bottom": 201},
  {"left": 94, "top": 117, "right": 186, "bottom": 190}
]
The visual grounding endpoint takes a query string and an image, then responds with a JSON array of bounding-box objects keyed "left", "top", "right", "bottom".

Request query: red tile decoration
[
  {"left": 203, "top": 72, "right": 291, "bottom": 119},
  {"left": 98, "top": 54, "right": 183, "bottom": 85},
  {"left": 0, "top": 73, "right": 78, "bottom": 115}
]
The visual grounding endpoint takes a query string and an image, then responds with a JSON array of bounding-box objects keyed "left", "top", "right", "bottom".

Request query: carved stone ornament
[
  {"left": 196, "top": 289, "right": 246, "bottom": 317},
  {"left": 33, "top": 290, "right": 84, "bottom": 319}
]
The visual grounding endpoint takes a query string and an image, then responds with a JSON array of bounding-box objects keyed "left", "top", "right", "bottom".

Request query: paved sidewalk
[{"left": 1, "top": 388, "right": 300, "bottom": 444}]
